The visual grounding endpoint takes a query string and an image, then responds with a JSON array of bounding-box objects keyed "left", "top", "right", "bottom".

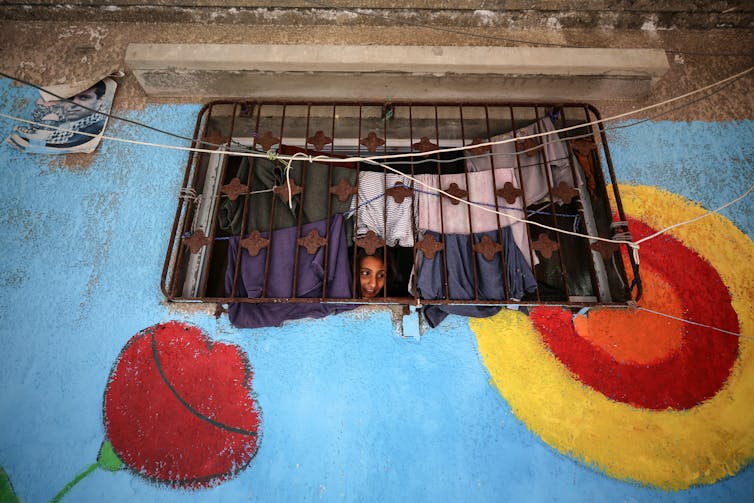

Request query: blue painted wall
[{"left": 0, "top": 81, "right": 752, "bottom": 502}]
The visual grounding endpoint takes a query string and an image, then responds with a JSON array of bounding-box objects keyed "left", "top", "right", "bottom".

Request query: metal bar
[
  {"left": 586, "top": 104, "right": 641, "bottom": 301},
  {"left": 560, "top": 107, "right": 603, "bottom": 301},
  {"left": 508, "top": 106, "right": 539, "bottom": 301},
  {"left": 198, "top": 103, "right": 238, "bottom": 298},
  {"left": 261, "top": 104, "right": 287, "bottom": 298},
  {"left": 175, "top": 104, "right": 214, "bottom": 299},
  {"left": 352, "top": 105, "right": 363, "bottom": 299},
  {"left": 533, "top": 105, "right": 571, "bottom": 299},
  {"left": 458, "top": 104, "right": 480, "bottom": 301},
  {"left": 407, "top": 104, "right": 419, "bottom": 305},
  {"left": 202, "top": 296, "right": 623, "bottom": 308},
  {"left": 290, "top": 105, "right": 311, "bottom": 299},
  {"left": 433, "top": 105, "right": 451, "bottom": 302},
  {"left": 482, "top": 105, "right": 512, "bottom": 299},
  {"left": 161, "top": 102, "right": 209, "bottom": 299},
  {"left": 320, "top": 104, "right": 337, "bottom": 299},
  {"left": 381, "top": 106, "right": 389, "bottom": 301},
  {"left": 229, "top": 102, "right": 262, "bottom": 299}
]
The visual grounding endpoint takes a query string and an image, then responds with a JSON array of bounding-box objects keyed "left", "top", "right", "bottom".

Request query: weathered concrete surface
[
  {"left": 127, "top": 69, "right": 662, "bottom": 101},
  {"left": 2, "top": 21, "right": 751, "bottom": 121},
  {"left": 125, "top": 44, "right": 669, "bottom": 75},
  {"left": 3, "top": 1, "right": 753, "bottom": 30},
  {"left": 125, "top": 44, "right": 668, "bottom": 100}
]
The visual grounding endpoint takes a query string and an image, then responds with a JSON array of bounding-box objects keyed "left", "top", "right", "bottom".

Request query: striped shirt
[{"left": 351, "top": 171, "right": 415, "bottom": 247}]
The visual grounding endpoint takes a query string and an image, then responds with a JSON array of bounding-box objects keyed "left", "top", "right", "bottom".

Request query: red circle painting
[
  {"left": 103, "top": 321, "right": 261, "bottom": 488},
  {"left": 531, "top": 217, "right": 739, "bottom": 410},
  {"left": 471, "top": 185, "right": 754, "bottom": 489}
]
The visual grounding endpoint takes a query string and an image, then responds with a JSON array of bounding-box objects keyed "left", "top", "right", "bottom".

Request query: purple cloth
[
  {"left": 416, "top": 227, "right": 537, "bottom": 328},
  {"left": 226, "top": 215, "right": 355, "bottom": 328}
]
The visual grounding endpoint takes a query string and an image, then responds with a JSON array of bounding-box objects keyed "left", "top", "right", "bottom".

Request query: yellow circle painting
[{"left": 471, "top": 184, "right": 754, "bottom": 490}]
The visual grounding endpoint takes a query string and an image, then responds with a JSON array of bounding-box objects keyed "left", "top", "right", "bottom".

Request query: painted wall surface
[{"left": 1, "top": 80, "right": 753, "bottom": 502}]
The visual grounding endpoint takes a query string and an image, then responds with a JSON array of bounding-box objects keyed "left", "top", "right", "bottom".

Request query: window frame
[{"left": 161, "top": 100, "right": 640, "bottom": 310}]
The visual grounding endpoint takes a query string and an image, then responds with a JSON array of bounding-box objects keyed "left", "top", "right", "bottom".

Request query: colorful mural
[
  {"left": 27, "top": 186, "right": 753, "bottom": 501},
  {"left": 1, "top": 75, "right": 752, "bottom": 501},
  {"left": 37, "top": 322, "right": 262, "bottom": 501},
  {"left": 472, "top": 185, "right": 754, "bottom": 490},
  {"left": 104, "top": 321, "right": 261, "bottom": 488}
]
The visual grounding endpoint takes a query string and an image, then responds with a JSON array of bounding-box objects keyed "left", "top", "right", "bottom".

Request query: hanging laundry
[
  {"left": 350, "top": 171, "right": 415, "bottom": 247},
  {"left": 225, "top": 214, "right": 355, "bottom": 329},
  {"left": 219, "top": 147, "right": 357, "bottom": 241},
  {"left": 465, "top": 116, "right": 574, "bottom": 205},
  {"left": 415, "top": 227, "right": 537, "bottom": 328},
  {"left": 414, "top": 167, "right": 536, "bottom": 267}
]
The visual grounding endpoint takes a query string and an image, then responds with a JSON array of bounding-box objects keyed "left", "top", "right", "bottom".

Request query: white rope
[
  {"left": 2, "top": 65, "right": 752, "bottom": 253},
  {"left": 4, "top": 106, "right": 752, "bottom": 254},
  {"left": 306, "top": 65, "right": 754, "bottom": 164},
  {"left": 282, "top": 151, "right": 312, "bottom": 209},
  {"left": 634, "top": 183, "right": 754, "bottom": 245},
  {"left": 636, "top": 306, "right": 752, "bottom": 340},
  {"left": 2, "top": 66, "right": 750, "bottom": 164}
]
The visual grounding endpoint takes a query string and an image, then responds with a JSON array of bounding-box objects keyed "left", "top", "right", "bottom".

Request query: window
[{"left": 161, "top": 101, "right": 639, "bottom": 327}]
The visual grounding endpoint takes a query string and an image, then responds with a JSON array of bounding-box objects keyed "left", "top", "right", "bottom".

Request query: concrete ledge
[{"left": 126, "top": 44, "right": 669, "bottom": 101}]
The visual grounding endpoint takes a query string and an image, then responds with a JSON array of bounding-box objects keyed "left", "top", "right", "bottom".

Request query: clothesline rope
[
  {"left": 1, "top": 66, "right": 752, "bottom": 256},
  {"left": 2, "top": 64, "right": 750, "bottom": 160},
  {"left": 635, "top": 306, "right": 752, "bottom": 340},
  {"left": 0, "top": 109, "right": 592, "bottom": 163},
  {"left": 3, "top": 110, "right": 752, "bottom": 256},
  {"left": 199, "top": 143, "right": 751, "bottom": 281},
  {"left": 633, "top": 183, "right": 754, "bottom": 245},
  {"left": 299, "top": 66, "right": 754, "bottom": 164},
  {"left": 2, "top": 66, "right": 749, "bottom": 164},
  {"left": 2, "top": 76, "right": 749, "bottom": 339}
]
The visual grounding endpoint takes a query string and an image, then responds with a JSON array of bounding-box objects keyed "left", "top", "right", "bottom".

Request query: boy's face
[{"left": 64, "top": 87, "right": 101, "bottom": 121}]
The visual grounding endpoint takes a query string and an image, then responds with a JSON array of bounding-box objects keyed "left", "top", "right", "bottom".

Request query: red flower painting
[{"left": 103, "top": 321, "right": 262, "bottom": 488}]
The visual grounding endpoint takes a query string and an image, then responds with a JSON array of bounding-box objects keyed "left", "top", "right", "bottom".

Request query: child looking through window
[
  {"left": 358, "top": 250, "right": 386, "bottom": 299},
  {"left": 354, "top": 247, "right": 413, "bottom": 299}
]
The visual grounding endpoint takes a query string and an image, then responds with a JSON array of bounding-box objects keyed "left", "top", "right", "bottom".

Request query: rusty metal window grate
[{"left": 161, "top": 101, "right": 640, "bottom": 326}]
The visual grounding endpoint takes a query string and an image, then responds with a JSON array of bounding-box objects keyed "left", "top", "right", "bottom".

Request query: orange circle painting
[{"left": 471, "top": 185, "right": 754, "bottom": 490}]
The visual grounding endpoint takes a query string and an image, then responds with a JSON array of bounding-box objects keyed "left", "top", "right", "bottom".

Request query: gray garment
[
  {"left": 416, "top": 227, "right": 537, "bottom": 328},
  {"left": 219, "top": 156, "right": 357, "bottom": 241},
  {"left": 350, "top": 171, "right": 415, "bottom": 247}
]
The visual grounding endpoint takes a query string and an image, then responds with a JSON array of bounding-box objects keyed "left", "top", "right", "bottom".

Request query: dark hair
[
  {"left": 77, "top": 80, "right": 107, "bottom": 101},
  {"left": 356, "top": 247, "right": 385, "bottom": 264}
]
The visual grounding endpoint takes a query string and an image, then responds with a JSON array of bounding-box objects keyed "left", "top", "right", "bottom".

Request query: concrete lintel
[{"left": 126, "top": 44, "right": 669, "bottom": 101}]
